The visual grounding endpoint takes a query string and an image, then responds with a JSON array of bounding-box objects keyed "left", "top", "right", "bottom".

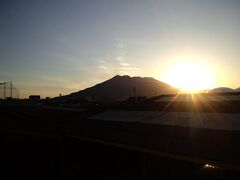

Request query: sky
[{"left": 0, "top": 0, "right": 240, "bottom": 98}]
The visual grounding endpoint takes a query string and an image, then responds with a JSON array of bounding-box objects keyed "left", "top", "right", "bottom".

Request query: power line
[{"left": 0, "top": 81, "right": 19, "bottom": 99}]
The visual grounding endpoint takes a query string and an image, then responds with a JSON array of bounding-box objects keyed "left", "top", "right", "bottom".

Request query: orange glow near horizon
[{"left": 162, "top": 61, "right": 215, "bottom": 92}]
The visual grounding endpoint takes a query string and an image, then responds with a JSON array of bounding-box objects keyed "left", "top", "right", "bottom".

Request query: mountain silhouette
[
  {"left": 209, "top": 87, "right": 240, "bottom": 93},
  {"left": 209, "top": 87, "right": 235, "bottom": 93},
  {"left": 235, "top": 87, "right": 240, "bottom": 92},
  {"left": 59, "top": 75, "right": 178, "bottom": 101}
]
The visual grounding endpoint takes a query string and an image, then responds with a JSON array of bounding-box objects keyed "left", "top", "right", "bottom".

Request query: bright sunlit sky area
[{"left": 1, "top": 0, "right": 240, "bottom": 97}]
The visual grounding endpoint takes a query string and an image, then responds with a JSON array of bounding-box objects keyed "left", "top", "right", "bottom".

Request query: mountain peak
[
  {"left": 62, "top": 75, "right": 178, "bottom": 101},
  {"left": 112, "top": 75, "right": 130, "bottom": 79},
  {"left": 112, "top": 75, "right": 155, "bottom": 80}
]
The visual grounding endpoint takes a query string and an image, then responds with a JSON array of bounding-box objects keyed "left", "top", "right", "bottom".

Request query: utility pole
[
  {"left": 17, "top": 89, "right": 20, "bottom": 99},
  {"left": 3, "top": 81, "right": 6, "bottom": 99},
  {"left": 133, "top": 86, "right": 137, "bottom": 102},
  {"left": 11, "top": 81, "right": 13, "bottom": 98},
  {"left": 10, "top": 81, "right": 13, "bottom": 98}
]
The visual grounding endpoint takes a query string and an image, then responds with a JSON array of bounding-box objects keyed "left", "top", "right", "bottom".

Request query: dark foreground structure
[{"left": 1, "top": 93, "right": 240, "bottom": 179}]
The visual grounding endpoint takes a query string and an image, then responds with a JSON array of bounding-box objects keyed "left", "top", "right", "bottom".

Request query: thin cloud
[
  {"left": 116, "top": 39, "right": 127, "bottom": 49},
  {"left": 119, "top": 62, "right": 130, "bottom": 66},
  {"left": 116, "top": 56, "right": 125, "bottom": 62},
  {"left": 120, "top": 66, "right": 139, "bottom": 71},
  {"left": 98, "top": 66, "right": 108, "bottom": 70}
]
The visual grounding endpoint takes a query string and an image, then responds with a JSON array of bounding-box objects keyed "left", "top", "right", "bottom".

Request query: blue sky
[{"left": 1, "top": 0, "right": 240, "bottom": 97}]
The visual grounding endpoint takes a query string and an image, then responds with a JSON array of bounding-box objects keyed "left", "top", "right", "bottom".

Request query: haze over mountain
[
  {"left": 59, "top": 75, "right": 178, "bottom": 101},
  {"left": 209, "top": 87, "right": 240, "bottom": 93}
]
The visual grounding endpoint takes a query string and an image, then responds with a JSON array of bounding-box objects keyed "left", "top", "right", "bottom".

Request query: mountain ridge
[
  {"left": 58, "top": 75, "right": 178, "bottom": 101},
  {"left": 209, "top": 87, "right": 240, "bottom": 93}
]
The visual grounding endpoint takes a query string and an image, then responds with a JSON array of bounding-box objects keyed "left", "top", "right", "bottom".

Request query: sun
[{"left": 163, "top": 61, "right": 214, "bottom": 92}]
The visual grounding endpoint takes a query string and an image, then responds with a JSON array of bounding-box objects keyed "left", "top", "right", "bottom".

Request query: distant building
[{"left": 29, "top": 95, "right": 41, "bottom": 101}]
